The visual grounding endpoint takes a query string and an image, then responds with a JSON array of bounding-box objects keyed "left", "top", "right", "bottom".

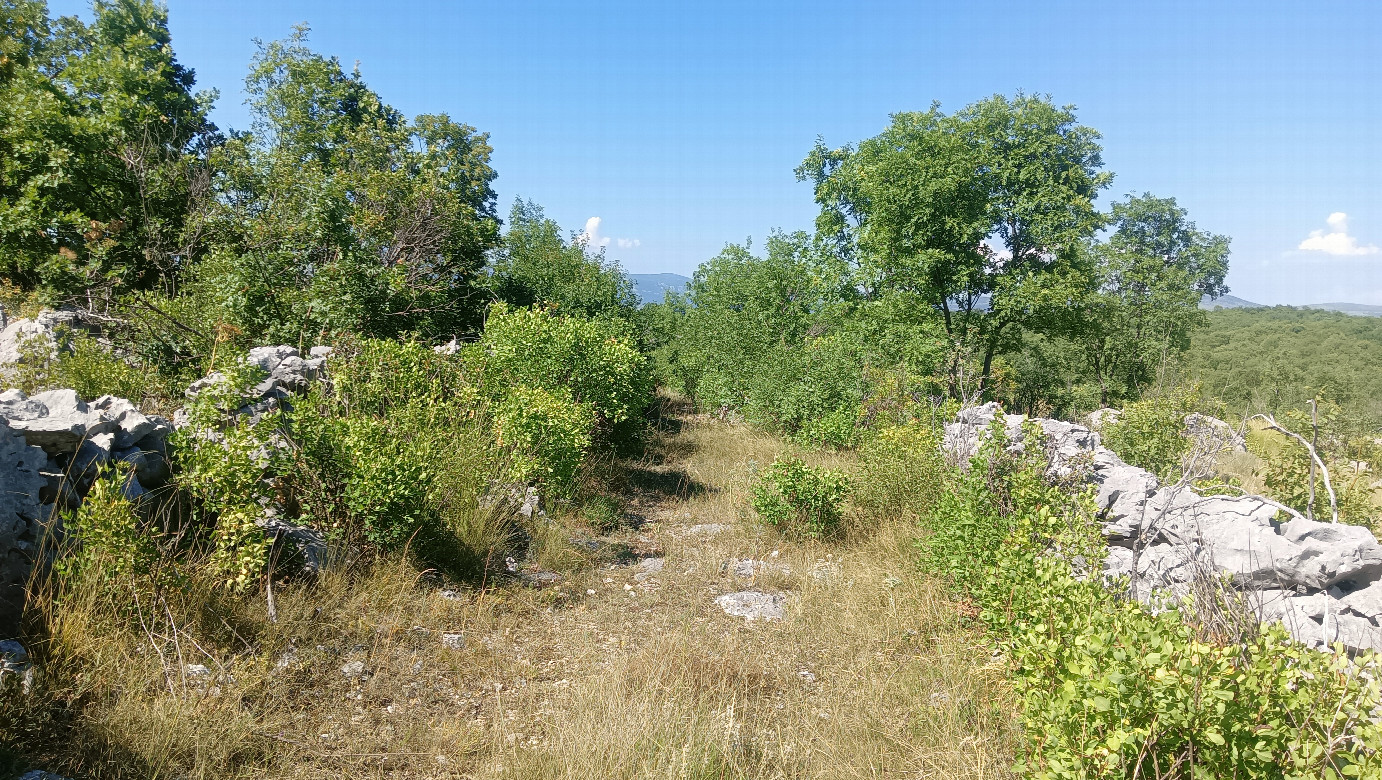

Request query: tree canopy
[
  {"left": 797, "top": 93, "right": 1113, "bottom": 392},
  {"left": 0, "top": 0, "right": 217, "bottom": 302}
]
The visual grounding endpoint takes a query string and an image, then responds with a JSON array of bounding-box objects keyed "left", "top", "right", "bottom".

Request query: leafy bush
[
  {"left": 924, "top": 421, "right": 1382, "bottom": 777},
  {"left": 477, "top": 303, "right": 652, "bottom": 432},
  {"left": 917, "top": 418, "right": 1043, "bottom": 585},
  {"left": 1101, "top": 388, "right": 1198, "bottom": 482},
  {"left": 173, "top": 379, "right": 280, "bottom": 590},
  {"left": 287, "top": 338, "right": 500, "bottom": 560},
  {"left": 493, "top": 386, "right": 593, "bottom": 493},
  {"left": 1255, "top": 397, "right": 1380, "bottom": 527},
  {"left": 58, "top": 472, "right": 161, "bottom": 583},
  {"left": 751, "top": 457, "right": 850, "bottom": 539},
  {"left": 10, "top": 331, "right": 163, "bottom": 403}
]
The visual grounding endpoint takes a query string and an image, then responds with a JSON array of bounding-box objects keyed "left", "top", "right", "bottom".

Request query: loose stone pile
[
  {"left": 0, "top": 309, "right": 99, "bottom": 367},
  {"left": 0, "top": 333, "right": 333, "bottom": 633},
  {"left": 0, "top": 388, "right": 174, "bottom": 626},
  {"left": 944, "top": 403, "right": 1382, "bottom": 652}
]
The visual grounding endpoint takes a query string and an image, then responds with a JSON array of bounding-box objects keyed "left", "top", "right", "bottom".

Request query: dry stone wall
[
  {"left": 945, "top": 402, "right": 1382, "bottom": 653},
  {"left": 0, "top": 389, "right": 174, "bottom": 629},
  {"left": 0, "top": 338, "right": 331, "bottom": 637}
]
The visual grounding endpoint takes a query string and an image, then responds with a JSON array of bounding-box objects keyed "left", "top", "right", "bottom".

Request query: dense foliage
[
  {"left": 751, "top": 457, "right": 850, "bottom": 539},
  {"left": 1, "top": 0, "right": 217, "bottom": 301},
  {"left": 487, "top": 199, "right": 638, "bottom": 319},
  {"left": 657, "top": 94, "right": 1231, "bottom": 429},
  {"left": 9, "top": 6, "right": 1380, "bottom": 777},
  {"left": 919, "top": 422, "right": 1382, "bottom": 778},
  {"left": 1182, "top": 307, "right": 1382, "bottom": 425}
]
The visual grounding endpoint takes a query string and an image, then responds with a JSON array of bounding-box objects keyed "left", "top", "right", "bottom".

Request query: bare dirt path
[
  {"left": 423, "top": 408, "right": 1019, "bottom": 779},
  {"left": 209, "top": 406, "right": 1017, "bottom": 780}
]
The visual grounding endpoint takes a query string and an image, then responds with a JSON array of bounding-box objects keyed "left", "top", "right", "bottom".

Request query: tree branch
[{"left": 1247, "top": 413, "right": 1338, "bottom": 523}]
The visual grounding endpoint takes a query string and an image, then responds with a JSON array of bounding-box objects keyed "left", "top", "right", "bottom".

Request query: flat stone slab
[
  {"left": 684, "top": 523, "right": 730, "bottom": 536},
  {"left": 519, "top": 570, "right": 562, "bottom": 588},
  {"left": 715, "top": 591, "right": 787, "bottom": 621},
  {"left": 732, "top": 558, "right": 790, "bottom": 578}
]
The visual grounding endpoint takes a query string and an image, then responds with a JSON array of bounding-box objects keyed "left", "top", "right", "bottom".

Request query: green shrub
[
  {"left": 58, "top": 472, "right": 161, "bottom": 583},
  {"left": 337, "top": 417, "right": 432, "bottom": 550},
  {"left": 494, "top": 386, "right": 593, "bottom": 493},
  {"left": 791, "top": 404, "right": 860, "bottom": 448},
  {"left": 751, "top": 457, "right": 850, "bottom": 539},
  {"left": 926, "top": 420, "right": 1382, "bottom": 777},
  {"left": 287, "top": 338, "right": 500, "bottom": 560},
  {"left": 477, "top": 303, "right": 652, "bottom": 430},
  {"left": 170, "top": 360, "right": 285, "bottom": 589},
  {"left": 854, "top": 420, "right": 947, "bottom": 520},
  {"left": 1101, "top": 387, "right": 1198, "bottom": 482},
  {"left": 173, "top": 420, "right": 277, "bottom": 591},
  {"left": 918, "top": 418, "right": 1044, "bottom": 585},
  {"left": 11, "top": 331, "right": 163, "bottom": 403}
]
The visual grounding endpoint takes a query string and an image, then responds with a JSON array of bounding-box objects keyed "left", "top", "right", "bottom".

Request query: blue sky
[{"left": 49, "top": 0, "right": 1382, "bottom": 304}]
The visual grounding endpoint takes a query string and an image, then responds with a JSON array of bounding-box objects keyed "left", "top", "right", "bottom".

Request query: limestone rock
[
  {"left": 260, "top": 515, "right": 328, "bottom": 575},
  {"left": 715, "top": 591, "right": 787, "bottom": 621},
  {"left": 1086, "top": 407, "right": 1122, "bottom": 430},
  {"left": 0, "top": 638, "right": 35, "bottom": 693},
  {"left": 0, "top": 309, "right": 92, "bottom": 366},
  {"left": 0, "top": 420, "right": 47, "bottom": 633},
  {"left": 1341, "top": 580, "right": 1382, "bottom": 621},
  {"left": 3, "top": 389, "right": 115, "bottom": 452},
  {"left": 1278, "top": 516, "right": 1382, "bottom": 588},
  {"left": 944, "top": 403, "right": 1382, "bottom": 653},
  {"left": 1185, "top": 412, "right": 1247, "bottom": 453}
]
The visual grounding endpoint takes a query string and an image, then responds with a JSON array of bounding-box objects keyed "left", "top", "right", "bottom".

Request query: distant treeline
[{"left": 1181, "top": 307, "right": 1382, "bottom": 425}]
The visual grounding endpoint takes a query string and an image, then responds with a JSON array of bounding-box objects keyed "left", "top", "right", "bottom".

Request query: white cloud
[
  {"left": 578, "top": 217, "right": 611, "bottom": 249},
  {"left": 1297, "top": 212, "right": 1378, "bottom": 256},
  {"left": 578, "top": 217, "right": 640, "bottom": 252}
]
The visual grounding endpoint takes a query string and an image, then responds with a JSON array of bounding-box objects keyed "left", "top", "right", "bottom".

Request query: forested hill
[
  {"left": 1182, "top": 306, "right": 1382, "bottom": 419},
  {"left": 629, "top": 273, "right": 691, "bottom": 305}
]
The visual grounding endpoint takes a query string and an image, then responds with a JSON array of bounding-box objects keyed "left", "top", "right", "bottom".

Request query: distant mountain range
[
  {"left": 629, "top": 273, "right": 691, "bottom": 305},
  {"left": 1199, "top": 294, "right": 1262, "bottom": 310},
  {"left": 631, "top": 276, "right": 1382, "bottom": 318},
  {"left": 1200, "top": 295, "right": 1382, "bottom": 317}
]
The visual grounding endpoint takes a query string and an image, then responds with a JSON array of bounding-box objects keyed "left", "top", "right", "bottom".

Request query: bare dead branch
[{"left": 1247, "top": 413, "right": 1338, "bottom": 522}]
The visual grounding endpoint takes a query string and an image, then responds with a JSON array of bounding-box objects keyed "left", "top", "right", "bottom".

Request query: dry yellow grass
[{"left": 6, "top": 408, "right": 1017, "bottom": 779}]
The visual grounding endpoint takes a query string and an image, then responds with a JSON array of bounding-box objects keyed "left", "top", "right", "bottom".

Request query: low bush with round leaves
[
  {"left": 751, "top": 457, "right": 850, "bottom": 539},
  {"left": 927, "top": 422, "right": 1382, "bottom": 778},
  {"left": 493, "top": 385, "right": 593, "bottom": 494}
]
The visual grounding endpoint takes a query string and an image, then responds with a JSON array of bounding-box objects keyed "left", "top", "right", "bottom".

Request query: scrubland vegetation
[{"left": 2, "top": 1, "right": 1381, "bottom": 778}]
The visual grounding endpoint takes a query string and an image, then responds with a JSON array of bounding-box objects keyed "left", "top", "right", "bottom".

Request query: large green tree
[
  {"left": 486, "top": 199, "right": 637, "bottom": 319},
  {"left": 660, "top": 231, "right": 945, "bottom": 443},
  {"left": 0, "top": 0, "right": 216, "bottom": 302},
  {"left": 797, "top": 93, "right": 1111, "bottom": 396},
  {"left": 1070, "top": 193, "right": 1231, "bottom": 404},
  {"left": 199, "top": 27, "right": 499, "bottom": 344}
]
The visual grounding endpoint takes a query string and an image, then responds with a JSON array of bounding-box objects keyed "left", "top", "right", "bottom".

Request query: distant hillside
[
  {"left": 1200, "top": 294, "right": 1263, "bottom": 310},
  {"left": 629, "top": 273, "right": 690, "bottom": 305},
  {"left": 1200, "top": 295, "right": 1382, "bottom": 317},
  {"left": 1184, "top": 306, "right": 1382, "bottom": 421},
  {"left": 1302, "top": 302, "right": 1382, "bottom": 317}
]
